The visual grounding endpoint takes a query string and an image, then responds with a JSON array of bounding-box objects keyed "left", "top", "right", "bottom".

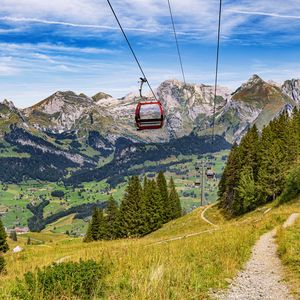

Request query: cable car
[
  {"left": 195, "top": 180, "right": 201, "bottom": 186},
  {"left": 206, "top": 167, "right": 215, "bottom": 180},
  {"left": 135, "top": 78, "right": 164, "bottom": 130}
]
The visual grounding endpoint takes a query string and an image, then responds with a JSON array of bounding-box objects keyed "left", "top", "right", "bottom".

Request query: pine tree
[
  {"left": 168, "top": 177, "right": 182, "bottom": 219},
  {"left": 257, "top": 126, "right": 286, "bottom": 203},
  {"left": 84, "top": 207, "right": 107, "bottom": 242},
  {"left": 239, "top": 125, "right": 260, "bottom": 179},
  {"left": 143, "top": 179, "right": 163, "bottom": 234},
  {"left": 235, "top": 166, "right": 257, "bottom": 214},
  {"left": 97, "top": 208, "right": 108, "bottom": 240},
  {"left": 105, "top": 196, "right": 119, "bottom": 240},
  {"left": 83, "top": 221, "right": 93, "bottom": 243},
  {"left": 119, "top": 176, "right": 146, "bottom": 237},
  {"left": 156, "top": 172, "right": 171, "bottom": 223},
  {"left": 218, "top": 143, "right": 241, "bottom": 213},
  {"left": 0, "top": 219, "right": 8, "bottom": 253},
  {"left": 90, "top": 207, "right": 101, "bottom": 241}
]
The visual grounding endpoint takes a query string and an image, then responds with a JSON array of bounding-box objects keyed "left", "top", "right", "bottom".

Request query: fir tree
[
  {"left": 257, "top": 127, "right": 286, "bottom": 203},
  {"left": 105, "top": 196, "right": 119, "bottom": 240},
  {"left": 235, "top": 166, "right": 257, "bottom": 214},
  {"left": 84, "top": 207, "right": 107, "bottom": 242},
  {"left": 97, "top": 208, "right": 108, "bottom": 240},
  {"left": 156, "top": 172, "right": 171, "bottom": 223},
  {"left": 143, "top": 179, "right": 163, "bottom": 234},
  {"left": 90, "top": 207, "right": 101, "bottom": 241},
  {"left": 83, "top": 221, "right": 93, "bottom": 243},
  {"left": 0, "top": 219, "right": 8, "bottom": 253},
  {"left": 119, "top": 176, "right": 146, "bottom": 237},
  {"left": 218, "top": 143, "right": 241, "bottom": 213},
  {"left": 168, "top": 177, "right": 182, "bottom": 219}
]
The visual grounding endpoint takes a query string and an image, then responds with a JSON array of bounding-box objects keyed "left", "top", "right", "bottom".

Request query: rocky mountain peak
[
  {"left": 231, "top": 74, "right": 290, "bottom": 108},
  {"left": 26, "top": 91, "right": 93, "bottom": 116},
  {"left": 2, "top": 99, "right": 16, "bottom": 110},
  {"left": 281, "top": 79, "right": 300, "bottom": 105},
  {"left": 92, "top": 92, "right": 112, "bottom": 102},
  {"left": 240, "top": 74, "right": 264, "bottom": 90}
]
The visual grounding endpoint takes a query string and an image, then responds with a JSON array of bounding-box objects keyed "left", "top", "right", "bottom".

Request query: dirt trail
[
  {"left": 200, "top": 203, "right": 218, "bottom": 227},
  {"left": 213, "top": 213, "right": 299, "bottom": 300}
]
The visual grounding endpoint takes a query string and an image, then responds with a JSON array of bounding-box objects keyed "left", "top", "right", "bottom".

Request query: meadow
[{"left": 1, "top": 198, "right": 299, "bottom": 299}]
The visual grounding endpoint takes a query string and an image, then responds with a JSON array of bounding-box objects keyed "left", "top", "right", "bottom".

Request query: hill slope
[{"left": 1, "top": 200, "right": 300, "bottom": 299}]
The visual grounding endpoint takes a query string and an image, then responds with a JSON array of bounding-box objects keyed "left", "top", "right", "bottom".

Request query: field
[
  {"left": 1, "top": 198, "right": 299, "bottom": 299},
  {"left": 0, "top": 150, "right": 229, "bottom": 235}
]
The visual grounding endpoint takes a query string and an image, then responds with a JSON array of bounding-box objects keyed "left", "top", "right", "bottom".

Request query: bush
[
  {"left": 12, "top": 259, "right": 110, "bottom": 300},
  {"left": 280, "top": 165, "right": 300, "bottom": 203}
]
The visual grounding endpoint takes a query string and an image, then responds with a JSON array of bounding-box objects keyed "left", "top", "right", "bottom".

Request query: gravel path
[{"left": 213, "top": 213, "right": 299, "bottom": 300}]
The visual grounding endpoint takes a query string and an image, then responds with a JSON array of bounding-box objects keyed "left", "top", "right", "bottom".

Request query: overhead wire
[
  {"left": 211, "top": 0, "right": 223, "bottom": 151},
  {"left": 106, "top": 0, "right": 158, "bottom": 101},
  {"left": 167, "top": 0, "right": 186, "bottom": 84}
]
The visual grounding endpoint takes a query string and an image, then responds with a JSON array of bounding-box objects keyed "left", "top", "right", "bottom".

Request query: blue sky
[{"left": 1, "top": 0, "right": 300, "bottom": 108}]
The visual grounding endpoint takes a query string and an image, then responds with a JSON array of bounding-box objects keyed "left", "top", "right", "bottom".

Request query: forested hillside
[{"left": 219, "top": 108, "right": 300, "bottom": 215}]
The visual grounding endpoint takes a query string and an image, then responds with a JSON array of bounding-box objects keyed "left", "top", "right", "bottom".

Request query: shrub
[{"left": 12, "top": 259, "right": 110, "bottom": 300}]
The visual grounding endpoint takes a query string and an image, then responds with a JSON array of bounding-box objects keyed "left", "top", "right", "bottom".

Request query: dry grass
[
  {"left": 1, "top": 200, "right": 300, "bottom": 299},
  {"left": 277, "top": 208, "right": 300, "bottom": 298}
]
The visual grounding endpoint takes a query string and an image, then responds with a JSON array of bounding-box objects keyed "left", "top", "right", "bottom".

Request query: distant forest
[{"left": 0, "top": 128, "right": 230, "bottom": 186}]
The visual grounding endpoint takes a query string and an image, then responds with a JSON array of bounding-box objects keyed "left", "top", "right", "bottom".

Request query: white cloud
[
  {"left": 1, "top": 0, "right": 299, "bottom": 42},
  {"left": 0, "top": 16, "right": 158, "bottom": 33},
  {"left": 0, "top": 42, "right": 117, "bottom": 56},
  {"left": 227, "top": 9, "right": 300, "bottom": 20}
]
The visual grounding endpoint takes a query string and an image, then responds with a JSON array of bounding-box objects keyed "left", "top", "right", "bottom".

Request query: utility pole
[
  {"left": 195, "top": 160, "right": 206, "bottom": 207},
  {"left": 201, "top": 160, "right": 206, "bottom": 206}
]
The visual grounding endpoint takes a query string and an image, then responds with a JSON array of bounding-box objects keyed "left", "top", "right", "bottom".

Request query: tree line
[
  {"left": 84, "top": 172, "right": 182, "bottom": 241},
  {"left": 219, "top": 108, "right": 300, "bottom": 215}
]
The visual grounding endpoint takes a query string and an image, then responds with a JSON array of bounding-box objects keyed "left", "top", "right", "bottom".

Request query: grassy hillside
[
  {"left": 277, "top": 214, "right": 300, "bottom": 298},
  {"left": 1, "top": 199, "right": 299, "bottom": 299}
]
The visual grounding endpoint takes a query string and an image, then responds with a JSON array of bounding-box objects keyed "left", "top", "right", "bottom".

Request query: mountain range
[{"left": 0, "top": 74, "right": 299, "bottom": 184}]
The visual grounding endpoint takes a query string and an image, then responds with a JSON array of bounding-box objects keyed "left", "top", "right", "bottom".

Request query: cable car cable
[
  {"left": 211, "top": 0, "right": 223, "bottom": 151},
  {"left": 106, "top": 0, "right": 158, "bottom": 101},
  {"left": 167, "top": 0, "right": 186, "bottom": 84}
]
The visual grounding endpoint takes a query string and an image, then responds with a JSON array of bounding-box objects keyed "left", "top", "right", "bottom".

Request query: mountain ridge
[
  {"left": 0, "top": 74, "right": 299, "bottom": 184},
  {"left": 2, "top": 74, "right": 298, "bottom": 143}
]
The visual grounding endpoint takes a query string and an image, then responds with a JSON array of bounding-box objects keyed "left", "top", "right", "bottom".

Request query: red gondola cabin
[{"left": 135, "top": 101, "right": 164, "bottom": 130}]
